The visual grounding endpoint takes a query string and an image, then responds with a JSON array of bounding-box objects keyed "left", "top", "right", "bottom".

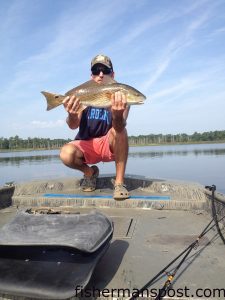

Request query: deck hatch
[{"left": 111, "top": 216, "right": 136, "bottom": 239}]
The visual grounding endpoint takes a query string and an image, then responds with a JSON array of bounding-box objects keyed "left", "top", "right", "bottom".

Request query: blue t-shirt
[{"left": 75, "top": 107, "right": 112, "bottom": 140}]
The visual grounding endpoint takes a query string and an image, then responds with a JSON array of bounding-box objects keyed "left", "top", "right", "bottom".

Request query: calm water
[{"left": 0, "top": 143, "right": 225, "bottom": 194}]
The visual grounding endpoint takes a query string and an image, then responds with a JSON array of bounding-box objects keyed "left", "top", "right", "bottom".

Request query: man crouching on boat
[{"left": 60, "top": 54, "right": 130, "bottom": 200}]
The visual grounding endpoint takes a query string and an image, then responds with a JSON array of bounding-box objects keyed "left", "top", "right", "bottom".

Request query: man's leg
[
  {"left": 60, "top": 143, "right": 94, "bottom": 177},
  {"left": 60, "top": 143, "right": 99, "bottom": 192},
  {"left": 109, "top": 127, "right": 128, "bottom": 184}
]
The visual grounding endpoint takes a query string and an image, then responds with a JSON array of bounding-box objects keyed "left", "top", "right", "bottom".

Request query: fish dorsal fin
[
  {"left": 65, "top": 77, "right": 117, "bottom": 96},
  {"left": 65, "top": 80, "right": 97, "bottom": 96}
]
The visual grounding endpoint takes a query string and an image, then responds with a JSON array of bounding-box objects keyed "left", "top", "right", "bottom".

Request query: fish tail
[{"left": 41, "top": 91, "right": 65, "bottom": 111}]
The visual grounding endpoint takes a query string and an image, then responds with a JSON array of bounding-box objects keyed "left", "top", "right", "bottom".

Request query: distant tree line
[
  {"left": 129, "top": 131, "right": 225, "bottom": 145},
  {"left": 0, "top": 135, "right": 71, "bottom": 150},
  {"left": 0, "top": 131, "right": 225, "bottom": 150}
]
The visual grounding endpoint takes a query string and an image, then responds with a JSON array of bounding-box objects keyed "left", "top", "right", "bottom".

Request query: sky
[{"left": 0, "top": 0, "right": 225, "bottom": 139}]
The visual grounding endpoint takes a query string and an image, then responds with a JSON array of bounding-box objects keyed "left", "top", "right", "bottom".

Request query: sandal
[
  {"left": 81, "top": 165, "right": 99, "bottom": 192},
  {"left": 113, "top": 183, "right": 129, "bottom": 201}
]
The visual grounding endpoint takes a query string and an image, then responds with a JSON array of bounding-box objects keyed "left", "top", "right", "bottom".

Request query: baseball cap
[{"left": 91, "top": 54, "right": 113, "bottom": 70}]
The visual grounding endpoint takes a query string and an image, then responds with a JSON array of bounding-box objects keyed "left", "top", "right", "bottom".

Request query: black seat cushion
[
  {"left": 0, "top": 210, "right": 113, "bottom": 299},
  {"left": 0, "top": 210, "right": 113, "bottom": 252}
]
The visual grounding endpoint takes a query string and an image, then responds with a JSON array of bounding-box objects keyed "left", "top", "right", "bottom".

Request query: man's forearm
[
  {"left": 112, "top": 116, "right": 127, "bottom": 132},
  {"left": 112, "top": 105, "right": 129, "bottom": 132},
  {"left": 66, "top": 113, "right": 80, "bottom": 129}
]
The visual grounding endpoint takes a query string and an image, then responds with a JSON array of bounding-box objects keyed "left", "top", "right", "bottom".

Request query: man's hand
[
  {"left": 111, "top": 91, "right": 127, "bottom": 132},
  {"left": 63, "top": 95, "right": 81, "bottom": 116},
  {"left": 63, "top": 95, "right": 82, "bottom": 129},
  {"left": 111, "top": 91, "right": 127, "bottom": 116}
]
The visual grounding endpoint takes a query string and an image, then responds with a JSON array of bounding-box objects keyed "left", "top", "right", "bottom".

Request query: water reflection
[
  {"left": 0, "top": 144, "right": 224, "bottom": 194},
  {"left": 129, "top": 148, "right": 225, "bottom": 158},
  {"left": 0, "top": 155, "right": 59, "bottom": 166},
  {"left": 1, "top": 146, "right": 225, "bottom": 166}
]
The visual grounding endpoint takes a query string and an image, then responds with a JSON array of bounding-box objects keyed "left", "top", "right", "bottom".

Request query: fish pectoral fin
[
  {"left": 105, "top": 92, "right": 112, "bottom": 99},
  {"left": 41, "top": 91, "right": 65, "bottom": 111}
]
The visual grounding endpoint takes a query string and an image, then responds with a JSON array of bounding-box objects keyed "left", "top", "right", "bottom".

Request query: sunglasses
[{"left": 91, "top": 66, "right": 112, "bottom": 76}]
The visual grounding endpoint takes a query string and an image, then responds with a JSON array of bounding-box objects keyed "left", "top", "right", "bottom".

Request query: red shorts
[{"left": 69, "top": 130, "right": 115, "bottom": 164}]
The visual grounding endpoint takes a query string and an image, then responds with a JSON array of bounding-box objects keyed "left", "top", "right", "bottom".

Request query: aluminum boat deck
[{"left": 0, "top": 175, "right": 225, "bottom": 300}]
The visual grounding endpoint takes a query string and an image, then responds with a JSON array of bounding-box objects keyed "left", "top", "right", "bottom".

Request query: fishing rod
[
  {"left": 209, "top": 185, "right": 225, "bottom": 245},
  {"left": 130, "top": 185, "right": 225, "bottom": 300},
  {"left": 155, "top": 185, "right": 225, "bottom": 300}
]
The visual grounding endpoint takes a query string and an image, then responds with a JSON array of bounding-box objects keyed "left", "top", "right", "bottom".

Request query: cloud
[
  {"left": 214, "top": 27, "right": 225, "bottom": 34},
  {"left": 31, "top": 120, "right": 65, "bottom": 129},
  {"left": 1, "top": 0, "right": 130, "bottom": 98},
  {"left": 1, "top": 0, "right": 225, "bottom": 138},
  {"left": 150, "top": 61, "right": 225, "bottom": 105},
  {"left": 12, "top": 120, "right": 65, "bottom": 130},
  {"left": 140, "top": 10, "right": 212, "bottom": 92},
  {"left": 141, "top": 58, "right": 171, "bottom": 91}
]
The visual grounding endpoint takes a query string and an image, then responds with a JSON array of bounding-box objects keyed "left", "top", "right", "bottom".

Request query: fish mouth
[
  {"left": 136, "top": 98, "right": 145, "bottom": 104},
  {"left": 130, "top": 100, "right": 144, "bottom": 105}
]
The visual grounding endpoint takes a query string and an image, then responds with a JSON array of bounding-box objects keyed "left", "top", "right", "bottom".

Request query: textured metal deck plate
[{"left": 111, "top": 216, "right": 137, "bottom": 239}]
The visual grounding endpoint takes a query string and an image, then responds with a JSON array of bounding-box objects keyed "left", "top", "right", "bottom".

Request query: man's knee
[
  {"left": 110, "top": 127, "right": 127, "bottom": 139},
  {"left": 109, "top": 128, "right": 128, "bottom": 153},
  {"left": 60, "top": 144, "right": 80, "bottom": 165}
]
